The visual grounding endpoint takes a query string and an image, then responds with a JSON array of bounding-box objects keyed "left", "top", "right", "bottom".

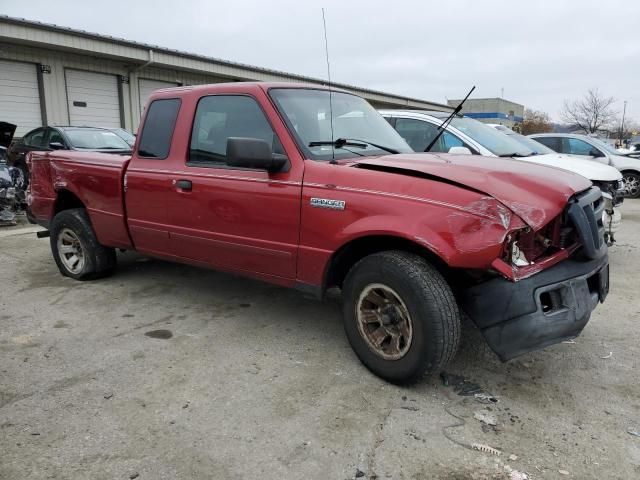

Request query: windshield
[
  {"left": 503, "top": 131, "right": 556, "bottom": 155},
  {"left": 449, "top": 117, "right": 534, "bottom": 157},
  {"left": 269, "top": 88, "right": 412, "bottom": 160},
  {"left": 64, "top": 129, "right": 131, "bottom": 150},
  {"left": 110, "top": 128, "right": 136, "bottom": 147},
  {"left": 586, "top": 136, "right": 620, "bottom": 155}
]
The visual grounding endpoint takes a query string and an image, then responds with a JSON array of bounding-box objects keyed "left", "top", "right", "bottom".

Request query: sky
[{"left": 3, "top": 0, "right": 639, "bottom": 123}]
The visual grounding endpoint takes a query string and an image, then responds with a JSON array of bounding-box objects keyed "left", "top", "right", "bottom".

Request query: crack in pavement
[{"left": 366, "top": 407, "right": 392, "bottom": 478}]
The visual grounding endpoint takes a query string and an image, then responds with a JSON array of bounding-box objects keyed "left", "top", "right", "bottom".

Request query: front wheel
[
  {"left": 342, "top": 251, "right": 460, "bottom": 384},
  {"left": 623, "top": 172, "right": 640, "bottom": 198},
  {"left": 50, "top": 208, "right": 116, "bottom": 280}
]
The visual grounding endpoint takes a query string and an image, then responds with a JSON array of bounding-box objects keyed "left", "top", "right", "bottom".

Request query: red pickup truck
[{"left": 27, "top": 82, "right": 609, "bottom": 383}]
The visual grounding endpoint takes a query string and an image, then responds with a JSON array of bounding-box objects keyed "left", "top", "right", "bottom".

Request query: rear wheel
[
  {"left": 342, "top": 251, "right": 460, "bottom": 384},
  {"left": 50, "top": 208, "right": 116, "bottom": 280},
  {"left": 623, "top": 172, "right": 640, "bottom": 198}
]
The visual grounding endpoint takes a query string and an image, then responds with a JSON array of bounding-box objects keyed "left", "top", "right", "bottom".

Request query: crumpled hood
[
  {"left": 354, "top": 153, "right": 592, "bottom": 230},
  {"left": 518, "top": 153, "right": 622, "bottom": 182}
]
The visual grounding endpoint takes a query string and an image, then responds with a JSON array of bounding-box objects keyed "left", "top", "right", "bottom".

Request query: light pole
[{"left": 620, "top": 100, "right": 627, "bottom": 146}]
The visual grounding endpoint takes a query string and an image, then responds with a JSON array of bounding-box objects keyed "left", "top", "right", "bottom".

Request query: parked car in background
[
  {"left": 380, "top": 110, "right": 625, "bottom": 242},
  {"left": 488, "top": 124, "right": 556, "bottom": 155},
  {"left": 8, "top": 126, "right": 132, "bottom": 182},
  {"left": 108, "top": 127, "right": 136, "bottom": 147},
  {"left": 529, "top": 133, "right": 640, "bottom": 199}
]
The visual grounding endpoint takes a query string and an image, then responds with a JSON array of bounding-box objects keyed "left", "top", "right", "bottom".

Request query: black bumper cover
[{"left": 460, "top": 253, "right": 609, "bottom": 361}]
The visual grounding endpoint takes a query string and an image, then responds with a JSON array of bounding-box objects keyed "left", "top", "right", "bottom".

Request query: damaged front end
[
  {"left": 0, "top": 153, "right": 26, "bottom": 227},
  {"left": 460, "top": 186, "right": 610, "bottom": 361}
]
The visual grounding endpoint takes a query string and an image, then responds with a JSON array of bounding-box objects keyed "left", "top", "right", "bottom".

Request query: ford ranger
[{"left": 27, "top": 82, "right": 610, "bottom": 383}]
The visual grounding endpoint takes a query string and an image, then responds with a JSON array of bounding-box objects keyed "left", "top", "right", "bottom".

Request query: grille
[{"left": 566, "top": 187, "right": 606, "bottom": 259}]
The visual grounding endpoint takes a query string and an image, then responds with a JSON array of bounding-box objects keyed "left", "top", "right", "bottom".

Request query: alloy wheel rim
[
  {"left": 624, "top": 175, "right": 639, "bottom": 197},
  {"left": 57, "top": 228, "right": 85, "bottom": 274},
  {"left": 356, "top": 283, "right": 413, "bottom": 360}
]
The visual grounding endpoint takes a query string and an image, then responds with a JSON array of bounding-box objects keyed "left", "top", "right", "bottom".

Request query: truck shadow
[{"left": 113, "top": 251, "right": 578, "bottom": 388}]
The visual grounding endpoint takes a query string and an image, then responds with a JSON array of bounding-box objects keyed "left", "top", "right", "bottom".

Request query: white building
[{"left": 0, "top": 15, "right": 451, "bottom": 137}]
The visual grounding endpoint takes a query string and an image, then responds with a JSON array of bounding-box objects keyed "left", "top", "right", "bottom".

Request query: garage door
[
  {"left": 0, "top": 60, "right": 43, "bottom": 137},
  {"left": 138, "top": 79, "right": 179, "bottom": 113},
  {"left": 65, "top": 70, "right": 121, "bottom": 128}
]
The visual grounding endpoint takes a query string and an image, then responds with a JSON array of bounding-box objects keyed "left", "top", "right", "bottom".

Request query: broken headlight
[
  {"left": 503, "top": 220, "right": 560, "bottom": 267},
  {"left": 509, "top": 240, "right": 531, "bottom": 267}
]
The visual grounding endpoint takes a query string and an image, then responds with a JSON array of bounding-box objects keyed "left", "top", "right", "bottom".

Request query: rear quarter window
[{"left": 137, "top": 98, "right": 181, "bottom": 159}]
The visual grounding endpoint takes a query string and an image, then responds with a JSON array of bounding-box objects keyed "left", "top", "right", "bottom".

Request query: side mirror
[
  {"left": 49, "top": 142, "right": 66, "bottom": 150},
  {"left": 226, "top": 137, "right": 287, "bottom": 172},
  {"left": 448, "top": 146, "right": 472, "bottom": 155},
  {"left": 589, "top": 149, "right": 604, "bottom": 158}
]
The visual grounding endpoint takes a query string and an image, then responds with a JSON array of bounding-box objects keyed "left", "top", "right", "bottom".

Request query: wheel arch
[
  {"left": 322, "top": 234, "right": 452, "bottom": 293},
  {"left": 54, "top": 189, "right": 85, "bottom": 215}
]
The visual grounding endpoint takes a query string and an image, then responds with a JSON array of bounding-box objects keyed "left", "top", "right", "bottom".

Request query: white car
[
  {"left": 529, "top": 133, "right": 640, "bottom": 199},
  {"left": 380, "top": 110, "right": 624, "bottom": 243}
]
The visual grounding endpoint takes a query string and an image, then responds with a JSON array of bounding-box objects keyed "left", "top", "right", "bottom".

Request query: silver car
[{"left": 529, "top": 133, "right": 640, "bottom": 198}]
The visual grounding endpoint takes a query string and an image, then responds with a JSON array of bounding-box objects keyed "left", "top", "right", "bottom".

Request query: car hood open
[
  {"left": 0, "top": 122, "right": 16, "bottom": 149},
  {"left": 354, "top": 153, "right": 592, "bottom": 230}
]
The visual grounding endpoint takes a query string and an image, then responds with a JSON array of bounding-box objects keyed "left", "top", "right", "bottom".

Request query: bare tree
[
  {"left": 561, "top": 89, "right": 617, "bottom": 134},
  {"left": 521, "top": 109, "right": 554, "bottom": 135},
  {"left": 610, "top": 119, "right": 639, "bottom": 142}
]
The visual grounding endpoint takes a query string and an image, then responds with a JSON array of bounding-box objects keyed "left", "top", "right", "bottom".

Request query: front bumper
[{"left": 460, "top": 253, "right": 609, "bottom": 361}]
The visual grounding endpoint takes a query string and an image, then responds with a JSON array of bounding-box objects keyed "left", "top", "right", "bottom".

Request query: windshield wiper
[
  {"left": 424, "top": 85, "right": 475, "bottom": 152},
  {"left": 309, "top": 138, "right": 399, "bottom": 154},
  {"left": 498, "top": 152, "right": 531, "bottom": 158}
]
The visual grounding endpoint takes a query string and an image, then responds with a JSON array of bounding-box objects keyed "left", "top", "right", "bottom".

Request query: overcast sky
[{"left": 4, "top": 0, "right": 639, "bottom": 123}]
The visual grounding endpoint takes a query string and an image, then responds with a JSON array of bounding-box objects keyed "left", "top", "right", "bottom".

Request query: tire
[
  {"left": 622, "top": 172, "right": 640, "bottom": 199},
  {"left": 50, "top": 208, "right": 117, "bottom": 280},
  {"left": 342, "top": 251, "right": 460, "bottom": 384}
]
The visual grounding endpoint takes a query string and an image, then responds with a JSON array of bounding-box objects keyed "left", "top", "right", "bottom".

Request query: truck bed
[{"left": 28, "top": 150, "right": 133, "bottom": 249}]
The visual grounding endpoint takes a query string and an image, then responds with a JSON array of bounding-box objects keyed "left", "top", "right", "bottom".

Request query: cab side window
[
  {"left": 563, "top": 138, "right": 598, "bottom": 156},
  {"left": 138, "top": 98, "right": 181, "bottom": 159},
  {"left": 189, "top": 95, "right": 284, "bottom": 166},
  {"left": 394, "top": 118, "right": 466, "bottom": 153}
]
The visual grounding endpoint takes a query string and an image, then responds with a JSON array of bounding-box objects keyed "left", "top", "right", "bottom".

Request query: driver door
[{"left": 165, "top": 94, "right": 303, "bottom": 279}]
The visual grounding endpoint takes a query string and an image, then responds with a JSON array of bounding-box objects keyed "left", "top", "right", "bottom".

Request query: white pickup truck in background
[{"left": 380, "top": 110, "right": 624, "bottom": 244}]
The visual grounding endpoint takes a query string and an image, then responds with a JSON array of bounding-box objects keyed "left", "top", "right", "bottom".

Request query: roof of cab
[{"left": 151, "top": 81, "right": 349, "bottom": 98}]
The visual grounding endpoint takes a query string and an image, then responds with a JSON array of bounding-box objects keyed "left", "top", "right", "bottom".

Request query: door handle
[{"left": 175, "top": 179, "right": 192, "bottom": 191}]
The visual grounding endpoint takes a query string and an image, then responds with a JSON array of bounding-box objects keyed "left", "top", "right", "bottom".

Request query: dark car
[{"left": 8, "top": 126, "right": 132, "bottom": 181}]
